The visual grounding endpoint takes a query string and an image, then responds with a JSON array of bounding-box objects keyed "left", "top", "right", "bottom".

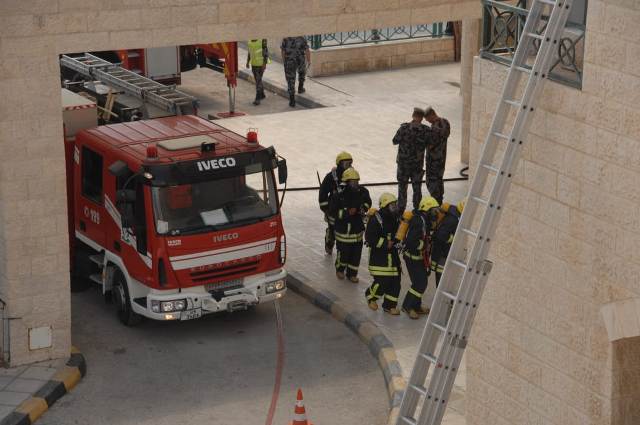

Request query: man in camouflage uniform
[
  {"left": 393, "top": 107, "right": 432, "bottom": 214},
  {"left": 424, "top": 107, "right": 451, "bottom": 204},
  {"left": 281, "top": 36, "right": 311, "bottom": 107}
]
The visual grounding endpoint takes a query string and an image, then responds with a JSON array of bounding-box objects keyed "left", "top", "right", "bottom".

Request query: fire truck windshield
[{"left": 151, "top": 163, "right": 278, "bottom": 235}]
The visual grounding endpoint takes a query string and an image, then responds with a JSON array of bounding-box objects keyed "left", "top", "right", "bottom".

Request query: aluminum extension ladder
[
  {"left": 396, "top": 1, "right": 573, "bottom": 424},
  {"left": 60, "top": 53, "right": 198, "bottom": 115}
]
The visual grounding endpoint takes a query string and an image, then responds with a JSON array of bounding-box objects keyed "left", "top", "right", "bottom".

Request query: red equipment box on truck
[{"left": 65, "top": 115, "right": 287, "bottom": 325}]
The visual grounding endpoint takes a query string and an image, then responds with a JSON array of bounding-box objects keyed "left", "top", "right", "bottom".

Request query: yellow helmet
[
  {"left": 457, "top": 200, "right": 465, "bottom": 213},
  {"left": 335, "top": 151, "right": 353, "bottom": 166},
  {"left": 341, "top": 167, "right": 360, "bottom": 182},
  {"left": 419, "top": 196, "right": 439, "bottom": 212},
  {"left": 379, "top": 192, "right": 397, "bottom": 208}
]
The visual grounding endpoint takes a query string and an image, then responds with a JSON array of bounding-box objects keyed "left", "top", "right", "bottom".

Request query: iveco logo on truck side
[
  {"left": 214, "top": 233, "right": 239, "bottom": 243},
  {"left": 196, "top": 157, "right": 236, "bottom": 172}
]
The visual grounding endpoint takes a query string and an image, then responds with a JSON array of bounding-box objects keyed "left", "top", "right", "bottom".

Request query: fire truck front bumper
[{"left": 134, "top": 269, "right": 288, "bottom": 321}]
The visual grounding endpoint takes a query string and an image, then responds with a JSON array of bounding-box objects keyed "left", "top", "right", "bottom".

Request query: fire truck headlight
[
  {"left": 266, "top": 280, "right": 286, "bottom": 294},
  {"left": 152, "top": 299, "right": 187, "bottom": 313}
]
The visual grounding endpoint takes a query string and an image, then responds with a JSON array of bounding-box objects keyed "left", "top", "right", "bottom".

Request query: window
[
  {"left": 81, "top": 147, "right": 103, "bottom": 204},
  {"left": 151, "top": 164, "right": 278, "bottom": 236},
  {"left": 481, "top": 0, "right": 588, "bottom": 89}
]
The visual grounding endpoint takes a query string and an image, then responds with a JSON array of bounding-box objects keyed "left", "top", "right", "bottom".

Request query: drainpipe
[{"left": 0, "top": 298, "right": 9, "bottom": 365}]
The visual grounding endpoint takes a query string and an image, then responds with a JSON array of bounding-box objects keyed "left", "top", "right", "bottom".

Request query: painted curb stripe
[
  {"left": 53, "top": 367, "right": 81, "bottom": 392},
  {"left": 16, "top": 398, "right": 47, "bottom": 423},
  {"left": 33, "top": 381, "right": 66, "bottom": 407},
  {"left": 286, "top": 274, "right": 407, "bottom": 421},
  {"left": 0, "top": 412, "right": 30, "bottom": 425},
  {"left": 1, "top": 352, "right": 87, "bottom": 425},
  {"left": 67, "top": 353, "right": 87, "bottom": 377}
]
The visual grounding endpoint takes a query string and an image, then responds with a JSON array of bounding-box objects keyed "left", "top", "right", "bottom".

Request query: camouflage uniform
[
  {"left": 425, "top": 117, "right": 451, "bottom": 204},
  {"left": 281, "top": 37, "right": 308, "bottom": 96},
  {"left": 393, "top": 122, "right": 432, "bottom": 213}
]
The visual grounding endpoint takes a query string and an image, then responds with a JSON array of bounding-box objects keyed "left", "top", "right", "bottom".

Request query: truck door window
[{"left": 81, "top": 147, "right": 103, "bottom": 205}]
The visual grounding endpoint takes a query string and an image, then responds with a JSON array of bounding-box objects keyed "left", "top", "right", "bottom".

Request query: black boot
[
  {"left": 289, "top": 94, "right": 296, "bottom": 107},
  {"left": 298, "top": 81, "right": 305, "bottom": 94},
  {"left": 253, "top": 94, "right": 260, "bottom": 106},
  {"left": 259, "top": 89, "right": 266, "bottom": 99}
]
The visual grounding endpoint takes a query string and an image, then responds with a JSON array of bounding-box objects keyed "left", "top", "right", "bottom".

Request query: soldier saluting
[
  {"left": 393, "top": 107, "right": 432, "bottom": 215},
  {"left": 424, "top": 106, "right": 451, "bottom": 204}
]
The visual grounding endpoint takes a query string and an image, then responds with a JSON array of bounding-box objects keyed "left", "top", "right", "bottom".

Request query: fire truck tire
[{"left": 113, "top": 269, "right": 142, "bottom": 326}]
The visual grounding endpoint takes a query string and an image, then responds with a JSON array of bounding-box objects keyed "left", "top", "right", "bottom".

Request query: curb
[
  {"left": 1, "top": 348, "right": 87, "bottom": 425},
  {"left": 286, "top": 271, "right": 405, "bottom": 425},
  {"left": 237, "top": 69, "right": 327, "bottom": 109}
]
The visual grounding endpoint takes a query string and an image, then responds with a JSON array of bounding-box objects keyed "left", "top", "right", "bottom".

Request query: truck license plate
[{"left": 181, "top": 308, "right": 202, "bottom": 321}]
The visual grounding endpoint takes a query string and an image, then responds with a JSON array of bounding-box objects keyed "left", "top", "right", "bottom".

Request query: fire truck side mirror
[
  {"left": 116, "top": 189, "right": 137, "bottom": 203},
  {"left": 108, "top": 160, "right": 131, "bottom": 178},
  {"left": 277, "top": 159, "right": 287, "bottom": 185}
]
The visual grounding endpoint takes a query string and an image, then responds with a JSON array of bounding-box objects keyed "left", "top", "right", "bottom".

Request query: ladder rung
[
  {"left": 420, "top": 353, "right": 438, "bottom": 364},
  {"left": 409, "top": 384, "right": 427, "bottom": 397},
  {"left": 441, "top": 289, "right": 457, "bottom": 301},
  {"left": 451, "top": 259, "right": 468, "bottom": 269},
  {"left": 461, "top": 227, "right": 478, "bottom": 238},
  {"left": 471, "top": 196, "right": 489, "bottom": 205},
  {"left": 400, "top": 416, "right": 417, "bottom": 425},
  {"left": 481, "top": 163, "right": 500, "bottom": 173},
  {"left": 536, "top": 0, "right": 556, "bottom": 5},
  {"left": 526, "top": 32, "right": 545, "bottom": 40},
  {"left": 492, "top": 132, "right": 510, "bottom": 140},
  {"left": 431, "top": 321, "right": 447, "bottom": 333},
  {"left": 514, "top": 65, "right": 532, "bottom": 74},
  {"left": 503, "top": 99, "right": 521, "bottom": 107}
]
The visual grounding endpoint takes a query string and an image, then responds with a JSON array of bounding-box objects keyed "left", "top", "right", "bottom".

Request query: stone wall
[
  {"left": 0, "top": 0, "right": 479, "bottom": 366},
  {"left": 466, "top": 0, "right": 640, "bottom": 423},
  {"left": 307, "top": 37, "right": 455, "bottom": 77}
]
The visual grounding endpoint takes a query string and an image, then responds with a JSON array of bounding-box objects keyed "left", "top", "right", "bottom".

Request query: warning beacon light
[
  {"left": 247, "top": 128, "right": 258, "bottom": 144},
  {"left": 146, "top": 144, "right": 158, "bottom": 159}
]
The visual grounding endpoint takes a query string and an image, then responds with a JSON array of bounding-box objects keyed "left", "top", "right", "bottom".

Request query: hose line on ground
[{"left": 277, "top": 175, "right": 469, "bottom": 193}]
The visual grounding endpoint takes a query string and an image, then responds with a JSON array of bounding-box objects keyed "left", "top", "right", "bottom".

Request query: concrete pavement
[
  {"left": 219, "top": 59, "right": 470, "bottom": 424},
  {"left": 37, "top": 290, "right": 387, "bottom": 425}
]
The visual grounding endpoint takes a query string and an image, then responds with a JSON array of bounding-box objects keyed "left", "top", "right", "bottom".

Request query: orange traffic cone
[{"left": 290, "top": 388, "right": 313, "bottom": 425}]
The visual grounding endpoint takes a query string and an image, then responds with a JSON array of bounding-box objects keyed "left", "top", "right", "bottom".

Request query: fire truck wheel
[{"left": 113, "top": 270, "right": 142, "bottom": 326}]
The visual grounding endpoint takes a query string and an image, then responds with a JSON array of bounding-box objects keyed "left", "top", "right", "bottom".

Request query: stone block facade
[
  {"left": 467, "top": 0, "right": 640, "bottom": 424},
  {"left": 307, "top": 37, "right": 455, "bottom": 78},
  {"left": 0, "top": 0, "right": 479, "bottom": 366}
]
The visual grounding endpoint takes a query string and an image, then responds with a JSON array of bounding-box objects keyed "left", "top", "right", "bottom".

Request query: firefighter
[
  {"left": 365, "top": 193, "right": 402, "bottom": 315},
  {"left": 431, "top": 200, "right": 465, "bottom": 287},
  {"left": 331, "top": 167, "right": 371, "bottom": 283},
  {"left": 400, "top": 196, "right": 440, "bottom": 319},
  {"left": 318, "top": 151, "right": 353, "bottom": 255}
]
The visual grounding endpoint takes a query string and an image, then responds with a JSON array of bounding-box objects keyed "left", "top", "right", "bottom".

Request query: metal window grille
[{"left": 480, "top": 0, "right": 586, "bottom": 89}]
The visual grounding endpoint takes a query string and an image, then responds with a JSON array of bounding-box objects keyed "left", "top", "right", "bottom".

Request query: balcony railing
[
  {"left": 308, "top": 24, "right": 448, "bottom": 49},
  {"left": 481, "top": 0, "right": 585, "bottom": 89}
]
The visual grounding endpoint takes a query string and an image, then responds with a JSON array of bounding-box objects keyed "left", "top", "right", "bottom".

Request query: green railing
[
  {"left": 480, "top": 0, "right": 586, "bottom": 89},
  {"left": 307, "top": 24, "right": 448, "bottom": 49}
]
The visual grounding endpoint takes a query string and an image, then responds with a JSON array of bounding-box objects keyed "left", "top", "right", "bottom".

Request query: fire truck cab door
[{"left": 77, "top": 145, "right": 107, "bottom": 247}]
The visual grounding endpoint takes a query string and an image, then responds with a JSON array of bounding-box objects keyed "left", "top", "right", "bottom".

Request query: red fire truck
[{"left": 64, "top": 112, "right": 288, "bottom": 325}]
